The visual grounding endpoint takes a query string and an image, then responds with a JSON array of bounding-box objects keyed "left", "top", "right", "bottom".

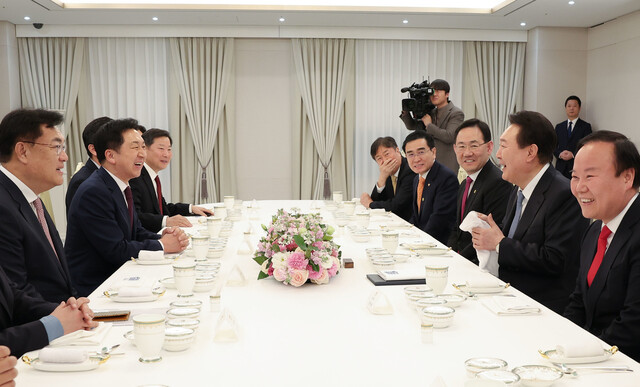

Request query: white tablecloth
[{"left": 16, "top": 200, "right": 640, "bottom": 386}]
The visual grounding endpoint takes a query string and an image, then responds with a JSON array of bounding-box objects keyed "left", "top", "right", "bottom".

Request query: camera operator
[{"left": 400, "top": 79, "right": 464, "bottom": 173}]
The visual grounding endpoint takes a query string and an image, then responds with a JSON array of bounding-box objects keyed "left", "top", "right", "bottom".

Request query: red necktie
[
  {"left": 587, "top": 226, "right": 612, "bottom": 286},
  {"left": 417, "top": 176, "right": 426, "bottom": 212},
  {"left": 124, "top": 186, "right": 134, "bottom": 231},
  {"left": 460, "top": 176, "right": 473, "bottom": 222},
  {"left": 33, "top": 198, "right": 58, "bottom": 260},
  {"left": 154, "top": 175, "right": 163, "bottom": 216}
]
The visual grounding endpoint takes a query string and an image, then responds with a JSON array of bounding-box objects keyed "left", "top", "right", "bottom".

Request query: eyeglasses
[
  {"left": 22, "top": 141, "right": 66, "bottom": 156},
  {"left": 406, "top": 149, "right": 431, "bottom": 160},
  {"left": 454, "top": 142, "right": 488, "bottom": 152}
]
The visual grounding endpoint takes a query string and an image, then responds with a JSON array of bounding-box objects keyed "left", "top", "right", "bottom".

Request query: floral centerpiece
[{"left": 253, "top": 209, "right": 341, "bottom": 287}]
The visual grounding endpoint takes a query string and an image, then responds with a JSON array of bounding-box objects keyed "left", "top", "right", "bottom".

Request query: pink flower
[
  {"left": 289, "top": 269, "right": 309, "bottom": 287},
  {"left": 311, "top": 269, "right": 329, "bottom": 285},
  {"left": 312, "top": 241, "right": 323, "bottom": 249},
  {"left": 267, "top": 264, "right": 274, "bottom": 276},
  {"left": 273, "top": 268, "right": 287, "bottom": 282},
  {"left": 328, "top": 261, "right": 338, "bottom": 277},
  {"left": 285, "top": 242, "right": 298, "bottom": 251},
  {"left": 287, "top": 252, "right": 308, "bottom": 270},
  {"left": 307, "top": 265, "right": 322, "bottom": 280}
]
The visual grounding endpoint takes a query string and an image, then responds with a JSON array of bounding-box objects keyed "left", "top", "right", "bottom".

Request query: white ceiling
[{"left": 1, "top": 0, "right": 639, "bottom": 31}]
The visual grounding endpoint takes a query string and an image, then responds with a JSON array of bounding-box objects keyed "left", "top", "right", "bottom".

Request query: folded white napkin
[
  {"left": 49, "top": 322, "right": 112, "bottom": 347},
  {"left": 137, "top": 250, "right": 164, "bottom": 261},
  {"left": 466, "top": 275, "right": 502, "bottom": 288},
  {"left": 460, "top": 211, "right": 499, "bottom": 276},
  {"left": 556, "top": 336, "right": 604, "bottom": 358},
  {"left": 117, "top": 287, "right": 153, "bottom": 297},
  {"left": 480, "top": 296, "right": 541, "bottom": 316},
  {"left": 113, "top": 276, "right": 154, "bottom": 290},
  {"left": 378, "top": 268, "right": 424, "bottom": 281},
  {"left": 38, "top": 348, "right": 88, "bottom": 364}
]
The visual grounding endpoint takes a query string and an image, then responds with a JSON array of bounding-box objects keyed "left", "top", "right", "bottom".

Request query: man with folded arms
[
  {"left": 65, "top": 116, "right": 112, "bottom": 213},
  {"left": 129, "top": 128, "right": 213, "bottom": 232},
  {"left": 471, "top": 111, "right": 589, "bottom": 314},
  {"left": 66, "top": 119, "right": 189, "bottom": 296},
  {"left": 447, "top": 119, "right": 512, "bottom": 265},
  {"left": 0, "top": 109, "right": 78, "bottom": 303},
  {"left": 0, "top": 265, "right": 97, "bottom": 357},
  {"left": 564, "top": 131, "right": 640, "bottom": 361},
  {"left": 360, "top": 136, "right": 415, "bottom": 222},
  {"left": 403, "top": 130, "right": 458, "bottom": 244}
]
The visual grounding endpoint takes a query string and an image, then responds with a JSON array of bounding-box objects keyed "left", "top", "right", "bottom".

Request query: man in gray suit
[{"left": 400, "top": 79, "right": 464, "bottom": 173}]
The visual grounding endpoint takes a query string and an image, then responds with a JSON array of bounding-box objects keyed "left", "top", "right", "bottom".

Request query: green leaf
[
  {"left": 257, "top": 271, "right": 269, "bottom": 280},
  {"left": 309, "top": 260, "right": 319, "bottom": 272},
  {"left": 293, "top": 235, "right": 308, "bottom": 250},
  {"left": 272, "top": 243, "right": 280, "bottom": 252},
  {"left": 262, "top": 224, "right": 268, "bottom": 231},
  {"left": 253, "top": 255, "right": 268, "bottom": 265}
]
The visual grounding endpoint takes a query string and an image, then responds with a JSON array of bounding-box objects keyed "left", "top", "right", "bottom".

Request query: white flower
[
  {"left": 320, "top": 253, "right": 333, "bottom": 269},
  {"left": 271, "top": 252, "right": 288, "bottom": 269}
]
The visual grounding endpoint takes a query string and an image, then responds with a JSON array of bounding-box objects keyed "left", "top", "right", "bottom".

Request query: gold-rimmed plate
[
  {"left": 453, "top": 283, "right": 509, "bottom": 294},
  {"left": 538, "top": 346, "right": 617, "bottom": 364},
  {"left": 103, "top": 287, "right": 165, "bottom": 303},
  {"left": 22, "top": 354, "right": 108, "bottom": 372}
]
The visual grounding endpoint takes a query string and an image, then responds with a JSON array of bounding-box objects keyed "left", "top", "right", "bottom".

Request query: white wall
[
  {"left": 234, "top": 39, "right": 294, "bottom": 200},
  {"left": 586, "top": 10, "right": 640, "bottom": 144}
]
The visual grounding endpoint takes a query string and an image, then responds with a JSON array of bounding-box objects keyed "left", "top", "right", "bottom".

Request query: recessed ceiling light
[
  {"left": 279, "top": 17, "right": 285, "bottom": 23},
  {"left": 520, "top": 22, "right": 526, "bottom": 26},
  {"left": 152, "top": 16, "right": 159, "bottom": 21},
  {"left": 24, "top": 16, "right": 31, "bottom": 21},
  {"left": 568, "top": 1, "right": 575, "bottom": 5},
  {"left": 402, "top": 19, "right": 409, "bottom": 24}
]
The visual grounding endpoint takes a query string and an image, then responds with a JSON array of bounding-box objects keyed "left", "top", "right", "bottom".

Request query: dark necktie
[
  {"left": 154, "top": 175, "right": 163, "bottom": 216},
  {"left": 124, "top": 186, "right": 134, "bottom": 230},
  {"left": 567, "top": 121, "right": 573, "bottom": 137},
  {"left": 587, "top": 226, "right": 612, "bottom": 286},
  {"left": 33, "top": 198, "right": 58, "bottom": 260},
  {"left": 460, "top": 176, "right": 473, "bottom": 222},
  {"left": 507, "top": 190, "right": 525, "bottom": 238}
]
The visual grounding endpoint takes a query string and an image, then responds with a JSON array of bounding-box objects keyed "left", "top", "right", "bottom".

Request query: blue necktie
[
  {"left": 567, "top": 121, "right": 573, "bottom": 137},
  {"left": 507, "top": 190, "right": 525, "bottom": 238}
]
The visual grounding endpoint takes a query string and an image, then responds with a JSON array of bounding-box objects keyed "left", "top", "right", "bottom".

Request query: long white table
[{"left": 16, "top": 200, "right": 640, "bottom": 386}]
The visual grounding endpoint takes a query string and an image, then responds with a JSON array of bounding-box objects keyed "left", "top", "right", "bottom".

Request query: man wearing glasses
[
  {"left": 0, "top": 109, "right": 78, "bottom": 303},
  {"left": 447, "top": 119, "right": 512, "bottom": 265},
  {"left": 402, "top": 130, "right": 458, "bottom": 244}
]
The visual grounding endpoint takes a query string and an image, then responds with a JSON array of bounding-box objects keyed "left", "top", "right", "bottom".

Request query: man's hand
[
  {"left": 160, "top": 227, "right": 189, "bottom": 253},
  {"left": 191, "top": 206, "right": 214, "bottom": 217},
  {"left": 559, "top": 150, "right": 574, "bottom": 161},
  {"left": 0, "top": 346, "right": 17, "bottom": 387},
  {"left": 360, "top": 193, "right": 373, "bottom": 208},
  {"left": 472, "top": 213, "right": 505, "bottom": 251},
  {"left": 166, "top": 215, "right": 192, "bottom": 228},
  {"left": 421, "top": 114, "right": 433, "bottom": 126},
  {"left": 64, "top": 297, "right": 94, "bottom": 324},
  {"left": 51, "top": 301, "right": 97, "bottom": 334}
]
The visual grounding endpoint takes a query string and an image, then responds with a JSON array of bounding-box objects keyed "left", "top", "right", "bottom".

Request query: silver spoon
[{"left": 553, "top": 362, "right": 633, "bottom": 375}]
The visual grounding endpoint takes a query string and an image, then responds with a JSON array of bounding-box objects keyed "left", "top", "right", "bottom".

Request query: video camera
[{"left": 401, "top": 80, "right": 436, "bottom": 125}]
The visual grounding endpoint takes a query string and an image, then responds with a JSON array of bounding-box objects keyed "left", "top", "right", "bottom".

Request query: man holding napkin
[
  {"left": 564, "top": 131, "right": 640, "bottom": 362},
  {"left": 66, "top": 119, "right": 189, "bottom": 296},
  {"left": 471, "top": 111, "right": 589, "bottom": 314}
]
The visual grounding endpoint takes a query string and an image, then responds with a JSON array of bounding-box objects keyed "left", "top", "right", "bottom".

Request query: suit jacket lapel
[
  {"left": 141, "top": 168, "right": 161, "bottom": 214},
  {"left": 420, "top": 162, "right": 439, "bottom": 222},
  {"left": 501, "top": 186, "right": 519, "bottom": 232},
  {"left": 511, "top": 167, "right": 553, "bottom": 239},
  {"left": 99, "top": 168, "right": 132, "bottom": 240}
]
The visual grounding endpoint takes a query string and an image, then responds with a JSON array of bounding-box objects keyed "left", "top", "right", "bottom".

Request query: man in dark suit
[
  {"left": 402, "top": 130, "right": 458, "bottom": 244},
  {"left": 553, "top": 95, "right": 592, "bottom": 179},
  {"left": 564, "top": 131, "right": 640, "bottom": 362},
  {"left": 129, "top": 129, "right": 213, "bottom": 232},
  {"left": 472, "top": 111, "right": 589, "bottom": 314},
  {"left": 400, "top": 79, "right": 464, "bottom": 173},
  {"left": 0, "top": 265, "right": 98, "bottom": 357},
  {"left": 0, "top": 109, "right": 77, "bottom": 303},
  {"left": 65, "top": 116, "right": 112, "bottom": 213},
  {"left": 66, "top": 119, "right": 189, "bottom": 296},
  {"left": 447, "top": 119, "right": 511, "bottom": 264},
  {"left": 359, "top": 136, "right": 415, "bottom": 222}
]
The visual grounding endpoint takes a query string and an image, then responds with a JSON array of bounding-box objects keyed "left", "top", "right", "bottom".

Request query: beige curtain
[
  {"left": 291, "top": 38, "right": 355, "bottom": 200},
  {"left": 169, "top": 37, "right": 234, "bottom": 203}
]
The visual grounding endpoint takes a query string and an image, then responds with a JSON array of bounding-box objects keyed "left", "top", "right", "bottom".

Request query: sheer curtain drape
[
  {"left": 465, "top": 41, "right": 526, "bottom": 155},
  {"left": 354, "top": 40, "right": 464, "bottom": 196},
  {"left": 18, "top": 37, "right": 86, "bottom": 228},
  {"left": 169, "top": 37, "right": 234, "bottom": 203},
  {"left": 291, "top": 38, "right": 355, "bottom": 200}
]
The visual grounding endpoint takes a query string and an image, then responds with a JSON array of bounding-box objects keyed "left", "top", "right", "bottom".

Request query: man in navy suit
[
  {"left": 65, "top": 119, "right": 189, "bottom": 296},
  {"left": 447, "top": 119, "right": 512, "bottom": 265},
  {"left": 564, "top": 131, "right": 640, "bottom": 362},
  {"left": 554, "top": 96, "right": 592, "bottom": 179},
  {"left": 0, "top": 109, "right": 77, "bottom": 303},
  {"left": 129, "top": 129, "right": 213, "bottom": 232},
  {"left": 65, "top": 116, "right": 112, "bottom": 213},
  {"left": 360, "top": 136, "right": 415, "bottom": 222},
  {"left": 403, "top": 130, "right": 458, "bottom": 244},
  {"left": 472, "top": 111, "right": 589, "bottom": 314}
]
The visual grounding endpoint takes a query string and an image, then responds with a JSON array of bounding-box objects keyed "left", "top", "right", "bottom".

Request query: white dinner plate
[
  {"left": 400, "top": 242, "right": 438, "bottom": 249},
  {"left": 22, "top": 355, "right": 102, "bottom": 372},
  {"left": 414, "top": 247, "right": 452, "bottom": 256},
  {"left": 454, "top": 284, "right": 508, "bottom": 294},
  {"left": 159, "top": 277, "right": 175, "bottom": 289},
  {"left": 539, "top": 348, "right": 615, "bottom": 364},
  {"left": 132, "top": 257, "right": 175, "bottom": 265},
  {"left": 107, "top": 294, "right": 159, "bottom": 303}
]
